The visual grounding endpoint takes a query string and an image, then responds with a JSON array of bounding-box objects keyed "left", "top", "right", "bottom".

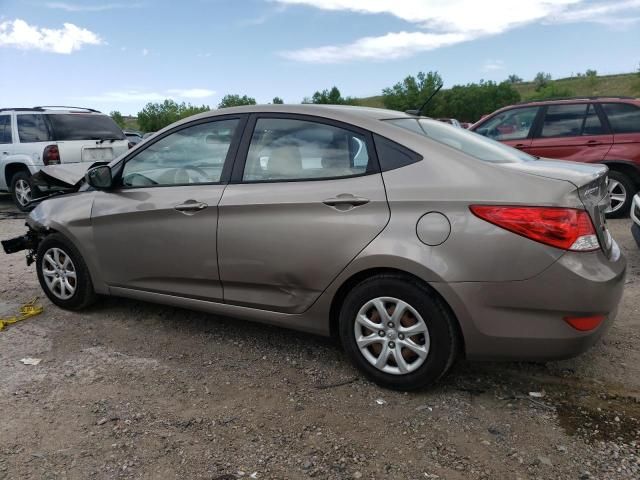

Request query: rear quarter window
[
  {"left": 602, "top": 103, "right": 640, "bottom": 133},
  {"left": 48, "top": 114, "right": 125, "bottom": 141},
  {"left": 0, "top": 115, "right": 11, "bottom": 144},
  {"left": 17, "top": 114, "right": 52, "bottom": 143}
]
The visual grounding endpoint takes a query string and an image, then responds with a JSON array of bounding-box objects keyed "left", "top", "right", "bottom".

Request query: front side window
[
  {"left": 0, "top": 115, "right": 11, "bottom": 144},
  {"left": 49, "top": 114, "right": 125, "bottom": 141},
  {"left": 17, "top": 114, "right": 52, "bottom": 143},
  {"left": 386, "top": 117, "right": 535, "bottom": 164},
  {"left": 242, "top": 118, "right": 372, "bottom": 181},
  {"left": 602, "top": 103, "right": 640, "bottom": 133},
  {"left": 121, "top": 119, "right": 239, "bottom": 187},
  {"left": 474, "top": 106, "right": 539, "bottom": 141},
  {"left": 582, "top": 104, "right": 604, "bottom": 135},
  {"left": 540, "top": 104, "right": 588, "bottom": 138}
]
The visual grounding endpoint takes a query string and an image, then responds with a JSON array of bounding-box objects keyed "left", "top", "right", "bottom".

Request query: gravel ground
[{"left": 0, "top": 192, "right": 639, "bottom": 480}]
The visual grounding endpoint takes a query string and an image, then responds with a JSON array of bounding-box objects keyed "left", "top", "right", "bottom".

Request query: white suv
[{"left": 0, "top": 106, "right": 129, "bottom": 210}]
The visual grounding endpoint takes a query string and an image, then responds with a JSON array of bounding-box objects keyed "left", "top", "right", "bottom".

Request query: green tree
[
  {"left": 272, "top": 96, "right": 284, "bottom": 104},
  {"left": 585, "top": 69, "right": 598, "bottom": 87},
  {"left": 137, "top": 100, "right": 209, "bottom": 132},
  {"left": 527, "top": 83, "right": 574, "bottom": 101},
  {"left": 217, "top": 94, "right": 256, "bottom": 108},
  {"left": 110, "top": 111, "right": 125, "bottom": 128},
  {"left": 382, "top": 71, "right": 443, "bottom": 112},
  {"left": 506, "top": 74, "right": 523, "bottom": 84},
  {"left": 534, "top": 72, "right": 552, "bottom": 91},
  {"left": 308, "top": 86, "right": 356, "bottom": 105},
  {"left": 431, "top": 80, "right": 521, "bottom": 123}
]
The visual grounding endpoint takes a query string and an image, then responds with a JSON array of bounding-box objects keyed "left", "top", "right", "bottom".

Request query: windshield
[
  {"left": 385, "top": 118, "right": 535, "bottom": 164},
  {"left": 49, "top": 114, "right": 126, "bottom": 141}
]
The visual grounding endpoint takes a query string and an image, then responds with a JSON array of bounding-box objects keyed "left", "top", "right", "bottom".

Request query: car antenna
[{"left": 405, "top": 83, "right": 444, "bottom": 117}]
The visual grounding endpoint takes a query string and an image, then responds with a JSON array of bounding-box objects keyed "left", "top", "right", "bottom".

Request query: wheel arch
[
  {"left": 4, "top": 162, "right": 32, "bottom": 188},
  {"left": 328, "top": 266, "right": 466, "bottom": 356},
  {"left": 601, "top": 160, "right": 640, "bottom": 187}
]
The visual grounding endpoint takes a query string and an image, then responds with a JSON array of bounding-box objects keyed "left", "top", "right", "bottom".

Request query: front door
[
  {"left": 90, "top": 116, "right": 244, "bottom": 301},
  {"left": 473, "top": 106, "right": 540, "bottom": 152},
  {"left": 0, "top": 114, "right": 14, "bottom": 190},
  {"left": 527, "top": 103, "right": 613, "bottom": 162},
  {"left": 218, "top": 115, "right": 390, "bottom": 313}
]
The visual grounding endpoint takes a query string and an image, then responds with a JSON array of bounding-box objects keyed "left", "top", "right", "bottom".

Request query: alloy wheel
[
  {"left": 606, "top": 179, "right": 627, "bottom": 214},
  {"left": 14, "top": 179, "right": 32, "bottom": 207},
  {"left": 42, "top": 247, "right": 77, "bottom": 300},
  {"left": 354, "top": 297, "right": 430, "bottom": 375}
]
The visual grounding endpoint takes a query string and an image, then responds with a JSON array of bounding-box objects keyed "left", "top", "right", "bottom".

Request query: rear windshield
[
  {"left": 385, "top": 118, "right": 535, "bottom": 164},
  {"left": 48, "top": 114, "right": 125, "bottom": 141}
]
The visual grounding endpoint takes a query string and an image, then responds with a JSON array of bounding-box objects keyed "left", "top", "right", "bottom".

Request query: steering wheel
[{"left": 177, "top": 166, "right": 210, "bottom": 183}]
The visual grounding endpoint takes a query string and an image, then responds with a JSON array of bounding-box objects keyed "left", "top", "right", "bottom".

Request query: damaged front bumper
[{"left": 1, "top": 228, "right": 40, "bottom": 264}]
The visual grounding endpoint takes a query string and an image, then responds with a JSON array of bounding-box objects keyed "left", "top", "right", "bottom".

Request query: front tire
[
  {"left": 10, "top": 171, "right": 34, "bottom": 212},
  {"left": 36, "top": 233, "right": 97, "bottom": 310},
  {"left": 338, "top": 274, "right": 459, "bottom": 390},
  {"left": 606, "top": 171, "right": 635, "bottom": 218}
]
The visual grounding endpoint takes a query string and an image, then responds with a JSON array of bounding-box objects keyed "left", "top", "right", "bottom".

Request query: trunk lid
[{"left": 500, "top": 157, "right": 612, "bottom": 255}]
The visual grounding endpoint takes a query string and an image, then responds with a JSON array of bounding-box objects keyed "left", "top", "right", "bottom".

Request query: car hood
[
  {"left": 33, "top": 162, "right": 99, "bottom": 188},
  {"left": 500, "top": 157, "right": 608, "bottom": 189}
]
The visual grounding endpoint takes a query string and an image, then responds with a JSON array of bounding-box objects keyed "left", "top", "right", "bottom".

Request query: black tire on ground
[
  {"left": 606, "top": 171, "right": 635, "bottom": 218},
  {"left": 36, "top": 233, "right": 97, "bottom": 310},
  {"left": 10, "top": 171, "right": 35, "bottom": 212},
  {"left": 338, "top": 274, "right": 460, "bottom": 391}
]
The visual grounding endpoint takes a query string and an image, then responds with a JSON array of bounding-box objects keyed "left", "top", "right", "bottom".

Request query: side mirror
[{"left": 86, "top": 165, "right": 113, "bottom": 190}]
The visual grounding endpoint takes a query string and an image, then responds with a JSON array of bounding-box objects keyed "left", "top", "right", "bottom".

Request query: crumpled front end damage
[{"left": 2, "top": 162, "right": 105, "bottom": 262}]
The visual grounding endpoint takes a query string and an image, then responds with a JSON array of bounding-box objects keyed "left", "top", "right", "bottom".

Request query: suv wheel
[
  {"left": 606, "top": 171, "right": 634, "bottom": 218},
  {"left": 338, "top": 274, "right": 459, "bottom": 390},
  {"left": 10, "top": 171, "right": 34, "bottom": 212},
  {"left": 36, "top": 233, "right": 97, "bottom": 310}
]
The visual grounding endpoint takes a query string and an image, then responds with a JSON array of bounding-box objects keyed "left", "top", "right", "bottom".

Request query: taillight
[
  {"left": 470, "top": 205, "right": 600, "bottom": 252},
  {"left": 43, "top": 145, "right": 61, "bottom": 165},
  {"left": 564, "top": 315, "right": 605, "bottom": 331}
]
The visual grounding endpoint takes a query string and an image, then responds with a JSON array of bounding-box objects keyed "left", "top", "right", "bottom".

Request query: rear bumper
[{"left": 441, "top": 240, "right": 627, "bottom": 361}]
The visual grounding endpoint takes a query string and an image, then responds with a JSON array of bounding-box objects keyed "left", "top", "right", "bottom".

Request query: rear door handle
[
  {"left": 514, "top": 143, "right": 527, "bottom": 149},
  {"left": 174, "top": 200, "right": 208, "bottom": 213},
  {"left": 586, "top": 140, "right": 601, "bottom": 146},
  {"left": 323, "top": 194, "right": 370, "bottom": 208}
]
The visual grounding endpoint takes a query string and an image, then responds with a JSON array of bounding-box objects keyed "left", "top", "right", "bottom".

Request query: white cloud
[
  {"left": 166, "top": 88, "right": 216, "bottom": 98},
  {"left": 281, "top": 31, "right": 468, "bottom": 62},
  {"left": 81, "top": 88, "right": 216, "bottom": 103},
  {"left": 141, "top": 48, "right": 149, "bottom": 56},
  {"left": 45, "top": 2, "right": 143, "bottom": 12},
  {"left": 276, "top": 0, "right": 640, "bottom": 62},
  {"left": 482, "top": 59, "right": 505, "bottom": 72},
  {"left": 0, "top": 18, "right": 103, "bottom": 54}
]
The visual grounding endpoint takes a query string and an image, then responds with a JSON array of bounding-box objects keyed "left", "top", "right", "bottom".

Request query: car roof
[
  {"left": 161, "top": 104, "right": 414, "bottom": 136},
  {"left": 0, "top": 106, "right": 102, "bottom": 114},
  {"left": 513, "top": 96, "right": 640, "bottom": 107}
]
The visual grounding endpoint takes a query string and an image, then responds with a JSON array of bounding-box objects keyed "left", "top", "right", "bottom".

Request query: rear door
[
  {"left": 472, "top": 106, "right": 540, "bottom": 151},
  {"left": 527, "top": 103, "right": 613, "bottom": 162},
  {"left": 601, "top": 102, "right": 640, "bottom": 164},
  {"left": 90, "top": 116, "right": 245, "bottom": 300},
  {"left": 0, "top": 114, "right": 14, "bottom": 190},
  {"left": 218, "top": 115, "right": 390, "bottom": 313},
  {"left": 47, "top": 113, "right": 129, "bottom": 163}
]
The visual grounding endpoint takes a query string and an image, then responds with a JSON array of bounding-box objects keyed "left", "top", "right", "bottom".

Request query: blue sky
[{"left": 1, "top": 0, "right": 639, "bottom": 115}]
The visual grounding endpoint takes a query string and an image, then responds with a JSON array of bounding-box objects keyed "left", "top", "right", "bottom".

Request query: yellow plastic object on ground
[{"left": 0, "top": 298, "right": 43, "bottom": 332}]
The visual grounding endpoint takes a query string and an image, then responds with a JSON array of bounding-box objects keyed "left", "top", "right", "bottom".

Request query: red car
[{"left": 470, "top": 97, "right": 640, "bottom": 217}]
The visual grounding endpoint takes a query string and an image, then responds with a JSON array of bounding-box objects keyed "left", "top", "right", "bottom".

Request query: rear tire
[
  {"left": 606, "top": 171, "right": 635, "bottom": 218},
  {"left": 36, "top": 233, "right": 97, "bottom": 310},
  {"left": 338, "top": 274, "right": 459, "bottom": 391},
  {"left": 10, "top": 171, "right": 34, "bottom": 212}
]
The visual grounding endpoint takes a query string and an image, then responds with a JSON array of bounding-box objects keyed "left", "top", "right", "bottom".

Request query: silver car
[{"left": 2, "top": 105, "right": 626, "bottom": 390}]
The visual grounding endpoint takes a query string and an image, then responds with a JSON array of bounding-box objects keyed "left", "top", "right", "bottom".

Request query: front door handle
[
  {"left": 323, "top": 194, "right": 370, "bottom": 208},
  {"left": 586, "top": 140, "right": 601, "bottom": 146},
  {"left": 514, "top": 143, "right": 526, "bottom": 149},
  {"left": 174, "top": 200, "right": 208, "bottom": 213}
]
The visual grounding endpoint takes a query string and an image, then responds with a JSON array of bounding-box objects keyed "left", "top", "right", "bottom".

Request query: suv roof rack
[
  {"left": 33, "top": 105, "right": 101, "bottom": 113},
  {"left": 0, "top": 107, "right": 45, "bottom": 112},
  {"left": 517, "top": 96, "right": 637, "bottom": 104}
]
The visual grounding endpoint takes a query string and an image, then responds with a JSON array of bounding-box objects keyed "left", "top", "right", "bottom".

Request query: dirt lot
[{"left": 0, "top": 193, "right": 639, "bottom": 480}]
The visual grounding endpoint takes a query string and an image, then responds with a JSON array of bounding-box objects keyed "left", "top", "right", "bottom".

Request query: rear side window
[
  {"left": 48, "top": 114, "right": 125, "bottom": 141},
  {"left": 373, "top": 134, "right": 422, "bottom": 171},
  {"left": 540, "top": 104, "right": 588, "bottom": 138},
  {"left": 17, "top": 114, "right": 52, "bottom": 143},
  {"left": 0, "top": 115, "right": 11, "bottom": 144},
  {"left": 602, "top": 103, "right": 640, "bottom": 133},
  {"left": 242, "top": 118, "right": 374, "bottom": 182},
  {"left": 582, "top": 104, "right": 604, "bottom": 135}
]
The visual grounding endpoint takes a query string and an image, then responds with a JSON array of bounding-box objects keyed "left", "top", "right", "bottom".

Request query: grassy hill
[{"left": 353, "top": 72, "right": 640, "bottom": 109}]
